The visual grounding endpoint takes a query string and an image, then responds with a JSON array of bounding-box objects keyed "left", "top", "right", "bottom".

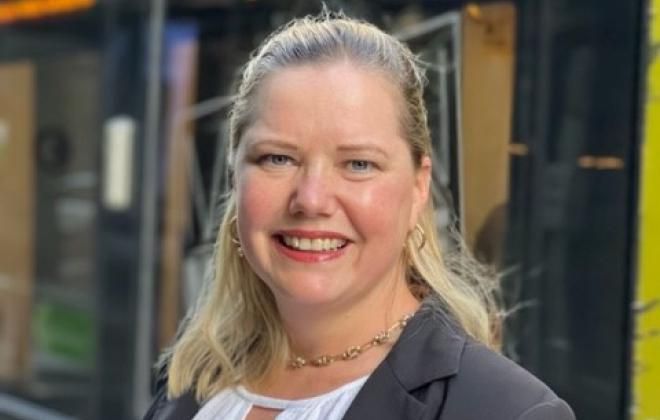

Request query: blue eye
[
  {"left": 261, "top": 154, "right": 291, "bottom": 166},
  {"left": 349, "top": 160, "right": 373, "bottom": 172}
]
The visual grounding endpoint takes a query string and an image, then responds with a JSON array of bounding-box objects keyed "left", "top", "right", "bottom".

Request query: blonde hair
[{"left": 162, "top": 11, "right": 500, "bottom": 402}]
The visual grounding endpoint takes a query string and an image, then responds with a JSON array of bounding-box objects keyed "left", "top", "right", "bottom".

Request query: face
[{"left": 234, "top": 60, "right": 430, "bottom": 311}]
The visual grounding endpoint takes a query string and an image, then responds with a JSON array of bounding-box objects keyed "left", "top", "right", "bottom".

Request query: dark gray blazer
[{"left": 144, "top": 302, "right": 575, "bottom": 420}]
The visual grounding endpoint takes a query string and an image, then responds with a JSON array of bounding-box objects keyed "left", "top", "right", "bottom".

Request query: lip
[
  {"left": 272, "top": 229, "right": 350, "bottom": 263},
  {"left": 274, "top": 229, "right": 349, "bottom": 240}
]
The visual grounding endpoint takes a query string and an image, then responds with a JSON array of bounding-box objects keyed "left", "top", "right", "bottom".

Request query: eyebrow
[
  {"left": 245, "top": 138, "right": 390, "bottom": 158},
  {"left": 337, "top": 144, "right": 389, "bottom": 158},
  {"left": 245, "top": 139, "right": 298, "bottom": 152}
]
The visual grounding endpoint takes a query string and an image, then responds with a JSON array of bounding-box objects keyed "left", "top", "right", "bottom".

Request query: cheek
[
  {"left": 236, "top": 172, "right": 280, "bottom": 238},
  {"left": 347, "top": 177, "right": 414, "bottom": 239}
]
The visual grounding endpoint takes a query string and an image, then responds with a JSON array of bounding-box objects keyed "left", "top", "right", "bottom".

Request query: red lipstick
[{"left": 272, "top": 230, "right": 349, "bottom": 263}]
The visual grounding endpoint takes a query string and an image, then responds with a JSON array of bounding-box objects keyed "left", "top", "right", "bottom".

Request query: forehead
[{"left": 244, "top": 60, "right": 405, "bottom": 146}]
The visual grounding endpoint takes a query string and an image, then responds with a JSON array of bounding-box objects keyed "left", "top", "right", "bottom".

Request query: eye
[
  {"left": 348, "top": 160, "right": 374, "bottom": 172},
  {"left": 260, "top": 154, "right": 293, "bottom": 166}
]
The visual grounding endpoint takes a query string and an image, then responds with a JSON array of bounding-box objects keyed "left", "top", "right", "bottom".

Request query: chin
[{"left": 269, "top": 280, "right": 352, "bottom": 310}]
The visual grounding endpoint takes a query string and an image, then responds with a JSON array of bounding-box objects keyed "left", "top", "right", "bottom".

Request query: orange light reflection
[{"left": 0, "top": 0, "right": 94, "bottom": 24}]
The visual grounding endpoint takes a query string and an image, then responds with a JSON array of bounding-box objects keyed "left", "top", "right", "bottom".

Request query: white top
[{"left": 192, "top": 375, "right": 370, "bottom": 420}]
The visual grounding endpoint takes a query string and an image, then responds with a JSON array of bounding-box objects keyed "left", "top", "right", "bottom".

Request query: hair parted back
[{"left": 163, "top": 10, "right": 500, "bottom": 402}]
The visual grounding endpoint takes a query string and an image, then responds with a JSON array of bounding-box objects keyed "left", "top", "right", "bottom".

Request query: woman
[{"left": 144, "top": 12, "right": 575, "bottom": 420}]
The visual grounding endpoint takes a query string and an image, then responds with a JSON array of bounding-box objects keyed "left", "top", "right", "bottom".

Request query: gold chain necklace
[{"left": 288, "top": 313, "right": 415, "bottom": 369}]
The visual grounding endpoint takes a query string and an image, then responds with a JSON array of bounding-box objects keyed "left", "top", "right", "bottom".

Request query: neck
[{"left": 275, "top": 276, "right": 420, "bottom": 364}]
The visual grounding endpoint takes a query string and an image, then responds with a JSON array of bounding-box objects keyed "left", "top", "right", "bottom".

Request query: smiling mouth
[{"left": 275, "top": 235, "right": 348, "bottom": 252}]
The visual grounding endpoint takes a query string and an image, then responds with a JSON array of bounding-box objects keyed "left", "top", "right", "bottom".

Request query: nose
[{"left": 288, "top": 166, "right": 337, "bottom": 218}]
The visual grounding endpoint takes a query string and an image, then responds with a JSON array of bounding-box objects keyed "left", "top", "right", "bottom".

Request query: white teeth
[{"left": 282, "top": 235, "right": 346, "bottom": 251}]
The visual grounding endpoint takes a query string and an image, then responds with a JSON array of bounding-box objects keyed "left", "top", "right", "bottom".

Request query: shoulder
[
  {"left": 442, "top": 340, "right": 575, "bottom": 420},
  {"left": 143, "top": 385, "right": 167, "bottom": 420},
  {"left": 367, "top": 302, "right": 575, "bottom": 420},
  {"left": 142, "top": 379, "right": 199, "bottom": 420}
]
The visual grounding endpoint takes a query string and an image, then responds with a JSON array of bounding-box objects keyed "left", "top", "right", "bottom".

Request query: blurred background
[{"left": 0, "top": 0, "right": 658, "bottom": 419}]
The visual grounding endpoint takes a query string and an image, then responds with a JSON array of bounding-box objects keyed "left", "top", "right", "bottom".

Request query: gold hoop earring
[
  {"left": 230, "top": 216, "right": 244, "bottom": 258},
  {"left": 404, "top": 223, "right": 426, "bottom": 266},
  {"left": 414, "top": 223, "right": 427, "bottom": 251}
]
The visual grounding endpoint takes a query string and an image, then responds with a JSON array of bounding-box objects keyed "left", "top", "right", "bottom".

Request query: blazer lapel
[
  {"left": 343, "top": 300, "right": 466, "bottom": 419},
  {"left": 342, "top": 359, "right": 426, "bottom": 420},
  {"left": 148, "top": 388, "right": 199, "bottom": 420}
]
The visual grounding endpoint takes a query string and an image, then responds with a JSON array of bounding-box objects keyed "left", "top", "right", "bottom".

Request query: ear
[{"left": 409, "top": 155, "right": 432, "bottom": 230}]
